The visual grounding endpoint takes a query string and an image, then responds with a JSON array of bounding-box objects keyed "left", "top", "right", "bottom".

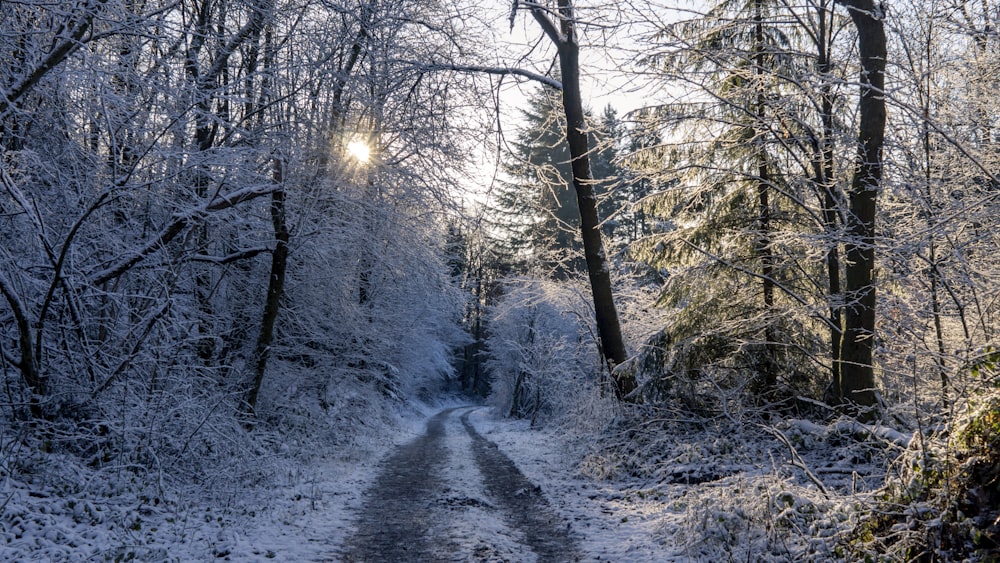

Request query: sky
[{"left": 493, "top": 2, "right": 660, "bottom": 120}]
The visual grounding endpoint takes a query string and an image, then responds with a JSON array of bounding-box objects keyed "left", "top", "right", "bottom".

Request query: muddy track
[
  {"left": 341, "top": 407, "right": 579, "bottom": 562},
  {"left": 341, "top": 408, "right": 454, "bottom": 562},
  {"left": 459, "top": 411, "right": 580, "bottom": 562}
]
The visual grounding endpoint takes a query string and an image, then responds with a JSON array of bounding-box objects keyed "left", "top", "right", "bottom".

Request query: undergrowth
[{"left": 842, "top": 390, "right": 1000, "bottom": 562}]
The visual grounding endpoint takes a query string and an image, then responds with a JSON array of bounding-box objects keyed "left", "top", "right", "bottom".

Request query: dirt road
[{"left": 341, "top": 407, "right": 579, "bottom": 562}]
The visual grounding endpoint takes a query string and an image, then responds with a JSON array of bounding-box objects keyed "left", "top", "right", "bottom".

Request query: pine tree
[
  {"left": 493, "top": 88, "right": 628, "bottom": 277},
  {"left": 633, "top": 0, "right": 806, "bottom": 397},
  {"left": 493, "top": 87, "right": 582, "bottom": 275}
]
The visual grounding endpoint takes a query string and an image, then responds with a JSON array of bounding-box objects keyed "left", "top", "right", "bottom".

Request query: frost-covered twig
[
  {"left": 90, "top": 184, "right": 276, "bottom": 285},
  {"left": 405, "top": 61, "right": 562, "bottom": 91},
  {"left": 763, "top": 425, "right": 830, "bottom": 498}
]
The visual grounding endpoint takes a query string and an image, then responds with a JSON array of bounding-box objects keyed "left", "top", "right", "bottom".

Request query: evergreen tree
[
  {"left": 635, "top": 0, "right": 796, "bottom": 396},
  {"left": 632, "top": 0, "right": 854, "bottom": 401},
  {"left": 492, "top": 88, "right": 628, "bottom": 277},
  {"left": 493, "top": 87, "right": 582, "bottom": 275}
]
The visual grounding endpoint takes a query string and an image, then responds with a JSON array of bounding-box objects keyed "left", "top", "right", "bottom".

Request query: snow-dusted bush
[
  {"left": 273, "top": 180, "right": 466, "bottom": 406},
  {"left": 484, "top": 277, "right": 606, "bottom": 424},
  {"left": 627, "top": 256, "right": 828, "bottom": 413},
  {"left": 841, "top": 385, "right": 1000, "bottom": 561},
  {"left": 667, "top": 473, "right": 853, "bottom": 561}
]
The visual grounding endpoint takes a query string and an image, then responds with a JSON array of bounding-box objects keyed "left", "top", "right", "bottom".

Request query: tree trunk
[
  {"left": 753, "top": 0, "right": 777, "bottom": 393},
  {"left": 815, "top": 0, "right": 844, "bottom": 398},
  {"left": 920, "top": 24, "right": 949, "bottom": 403},
  {"left": 545, "top": 0, "right": 635, "bottom": 400},
  {"left": 0, "top": 277, "right": 43, "bottom": 418},
  {"left": 246, "top": 159, "right": 289, "bottom": 415},
  {"left": 836, "top": 0, "right": 886, "bottom": 415}
]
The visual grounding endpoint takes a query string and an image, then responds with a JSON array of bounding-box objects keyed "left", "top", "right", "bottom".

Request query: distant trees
[
  {"left": 492, "top": 87, "right": 631, "bottom": 276},
  {"left": 490, "top": 88, "right": 578, "bottom": 273},
  {"left": 485, "top": 277, "right": 601, "bottom": 421}
]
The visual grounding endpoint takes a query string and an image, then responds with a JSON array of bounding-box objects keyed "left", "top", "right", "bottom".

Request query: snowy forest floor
[{"left": 2, "top": 398, "right": 899, "bottom": 562}]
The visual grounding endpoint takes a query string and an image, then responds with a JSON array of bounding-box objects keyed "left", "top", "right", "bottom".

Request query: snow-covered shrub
[
  {"left": 632, "top": 263, "right": 827, "bottom": 413},
  {"left": 274, "top": 181, "right": 466, "bottom": 406},
  {"left": 671, "top": 474, "right": 851, "bottom": 561},
  {"left": 576, "top": 409, "right": 862, "bottom": 560},
  {"left": 484, "top": 277, "right": 605, "bottom": 424},
  {"left": 578, "top": 409, "right": 740, "bottom": 482},
  {"left": 843, "top": 387, "right": 1000, "bottom": 561}
]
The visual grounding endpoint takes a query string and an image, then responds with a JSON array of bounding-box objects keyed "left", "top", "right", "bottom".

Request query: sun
[{"left": 347, "top": 140, "right": 370, "bottom": 163}]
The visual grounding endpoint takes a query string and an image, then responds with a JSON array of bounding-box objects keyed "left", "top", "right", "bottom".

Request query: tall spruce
[
  {"left": 633, "top": 0, "right": 800, "bottom": 396},
  {"left": 494, "top": 88, "right": 626, "bottom": 277}
]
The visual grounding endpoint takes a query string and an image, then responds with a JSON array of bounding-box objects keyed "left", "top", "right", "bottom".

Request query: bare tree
[{"left": 515, "top": 0, "right": 637, "bottom": 400}]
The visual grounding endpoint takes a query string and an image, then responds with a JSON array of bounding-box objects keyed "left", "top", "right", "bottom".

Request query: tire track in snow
[
  {"left": 435, "top": 410, "right": 539, "bottom": 561},
  {"left": 460, "top": 410, "right": 580, "bottom": 562},
  {"left": 341, "top": 408, "right": 455, "bottom": 561},
  {"left": 341, "top": 407, "right": 579, "bottom": 562}
]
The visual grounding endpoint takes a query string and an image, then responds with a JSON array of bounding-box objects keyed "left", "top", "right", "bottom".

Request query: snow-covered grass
[
  {"left": 465, "top": 407, "right": 682, "bottom": 561},
  {"left": 0, "top": 388, "right": 948, "bottom": 562},
  {"left": 0, "top": 386, "right": 456, "bottom": 561},
  {"left": 465, "top": 404, "right": 903, "bottom": 562}
]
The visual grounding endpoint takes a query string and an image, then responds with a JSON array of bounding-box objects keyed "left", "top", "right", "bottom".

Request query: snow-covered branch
[
  {"left": 90, "top": 184, "right": 276, "bottom": 286},
  {"left": 0, "top": 0, "right": 112, "bottom": 118},
  {"left": 191, "top": 247, "right": 272, "bottom": 265},
  {"left": 411, "top": 62, "right": 562, "bottom": 90}
]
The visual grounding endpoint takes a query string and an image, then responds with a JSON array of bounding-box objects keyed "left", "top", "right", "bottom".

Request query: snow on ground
[
  {"left": 225, "top": 399, "right": 462, "bottom": 561},
  {"left": 432, "top": 410, "right": 538, "bottom": 562},
  {"left": 0, "top": 398, "right": 435, "bottom": 562},
  {"left": 3, "top": 399, "right": 888, "bottom": 561},
  {"left": 464, "top": 407, "right": 685, "bottom": 562},
  {"left": 465, "top": 407, "right": 885, "bottom": 562}
]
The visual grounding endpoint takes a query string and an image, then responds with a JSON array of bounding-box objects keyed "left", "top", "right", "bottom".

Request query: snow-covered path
[
  {"left": 341, "top": 406, "right": 579, "bottom": 562},
  {"left": 0, "top": 395, "right": 882, "bottom": 561},
  {"left": 170, "top": 402, "right": 673, "bottom": 562}
]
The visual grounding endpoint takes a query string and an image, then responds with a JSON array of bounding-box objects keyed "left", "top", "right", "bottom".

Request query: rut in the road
[
  {"left": 460, "top": 411, "right": 580, "bottom": 562},
  {"left": 342, "top": 408, "right": 453, "bottom": 562},
  {"left": 341, "top": 407, "right": 579, "bottom": 562}
]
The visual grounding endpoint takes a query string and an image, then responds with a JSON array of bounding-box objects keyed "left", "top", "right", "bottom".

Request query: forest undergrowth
[
  {"left": 534, "top": 388, "right": 999, "bottom": 561},
  {"left": 0, "top": 358, "right": 424, "bottom": 561},
  {"left": 574, "top": 402, "right": 895, "bottom": 560}
]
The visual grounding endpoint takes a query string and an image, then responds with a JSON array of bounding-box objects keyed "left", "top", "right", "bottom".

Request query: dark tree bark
[
  {"left": 0, "top": 276, "right": 43, "bottom": 418},
  {"left": 812, "top": 0, "right": 845, "bottom": 399},
  {"left": 526, "top": 0, "right": 636, "bottom": 400},
  {"left": 246, "top": 159, "right": 289, "bottom": 415},
  {"left": 835, "top": 0, "right": 886, "bottom": 415},
  {"left": 753, "top": 0, "right": 777, "bottom": 393}
]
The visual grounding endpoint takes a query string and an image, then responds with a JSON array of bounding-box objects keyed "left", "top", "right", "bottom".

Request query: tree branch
[
  {"left": 524, "top": 1, "right": 563, "bottom": 45},
  {"left": 412, "top": 62, "right": 562, "bottom": 90},
  {"left": 763, "top": 425, "right": 831, "bottom": 498},
  {"left": 191, "top": 247, "right": 272, "bottom": 265},
  {"left": 90, "top": 184, "right": 276, "bottom": 285},
  {"left": 0, "top": 0, "right": 111, "bottom": 118}
]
